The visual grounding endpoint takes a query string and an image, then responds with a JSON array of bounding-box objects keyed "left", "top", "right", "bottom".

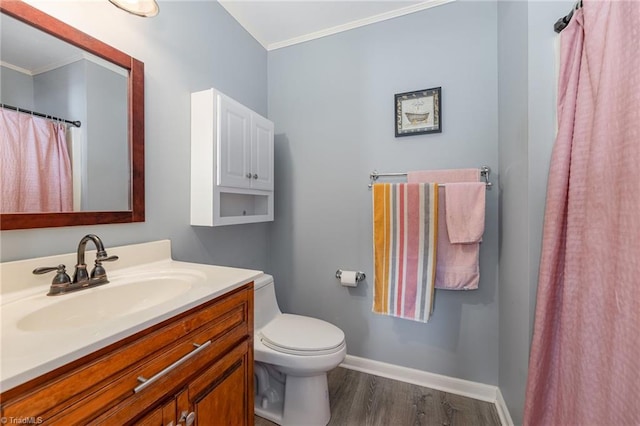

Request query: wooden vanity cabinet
[{"left": 0, "top": 283, "right": 255, "bottom": 426}]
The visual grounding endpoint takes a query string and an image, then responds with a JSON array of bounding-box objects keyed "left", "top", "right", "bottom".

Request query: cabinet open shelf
[{"left": 220, "top": 192, "right": 269, "bottom": 218}]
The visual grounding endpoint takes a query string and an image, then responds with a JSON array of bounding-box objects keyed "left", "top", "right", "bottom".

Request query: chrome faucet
[{"left": 33, "top": 234, "right": 119, "bottom": 296}]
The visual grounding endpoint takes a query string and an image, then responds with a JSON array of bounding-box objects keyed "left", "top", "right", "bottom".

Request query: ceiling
[
  {"left": 217, "top": 0, "right": 454, "bottom": 51},
  {"left": 1, "top": 1, "right": 453, "bottom": 72},
  {"left": 0, "top": 12, "right": 126, "bottom": 77},
  {"left": 0, "top": 12, "right": 83, "bottom": 75}
]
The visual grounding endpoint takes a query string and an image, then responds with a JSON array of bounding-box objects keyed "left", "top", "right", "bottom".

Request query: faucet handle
[
  {"left": 97, "top": 254, "right": 119, "bottom": 262},
  {"left": 91, "top": 254, "right": 118, "bottom": 280},
  {"left": 95, "top": 249, "right": 118, "bottom": 263},
  {"left": 33, "top": 264, "right": 72, "bottom": 285}
]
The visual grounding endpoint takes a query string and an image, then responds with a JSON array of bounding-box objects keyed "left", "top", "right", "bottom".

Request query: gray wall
[
  {"left": 0, "top": 1, "right": 270, "bottom": 274},
  {"left": 0, "top": 66, "right": 34, "bottom": 108},
  {"left": 33, "top": 60, "right": 86, "bottom": 124},
  {"left": 497, "top": 1, "right": 572, "bottom": 423},
  {"left": 85, "top": 61, "right": 128, "bottom": 211},
  {"left": 497, "top": 2, "right": 530, "bottom": 423},
  {"left": 268, "top": 1, "right": 500, "bottom": 385}
]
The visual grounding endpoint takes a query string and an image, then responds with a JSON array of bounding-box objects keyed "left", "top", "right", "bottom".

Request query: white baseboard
[
  {"left": 495, "top": 388, "right": 515, "bottom": 426},
  {"left": 339, "top": 355, "right": 513, "bottom": 426}
]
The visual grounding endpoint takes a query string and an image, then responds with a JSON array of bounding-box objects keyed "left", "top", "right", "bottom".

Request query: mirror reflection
[{"left": 1, "top": 12, "right": 129, "bottom": 214}]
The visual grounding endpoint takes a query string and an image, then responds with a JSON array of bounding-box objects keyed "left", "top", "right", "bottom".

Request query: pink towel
[
  {"left": 408, "top": 169, "right": 481, "bottom": 290},
  {"left": 444, "top": 182, "right": 485, "bottom": 243},
  {"left": 407, "top": 169, "right": 480, "bottom": 183}
]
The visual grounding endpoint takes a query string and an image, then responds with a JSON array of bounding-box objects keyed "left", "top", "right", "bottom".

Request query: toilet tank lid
[{"left": 253, "top": 274, "right": 273, "bottom": 290}]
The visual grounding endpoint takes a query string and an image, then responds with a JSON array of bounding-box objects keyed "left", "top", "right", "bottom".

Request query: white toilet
[{"left": 253, "top": 274, "right": 346, "bottom": 426}]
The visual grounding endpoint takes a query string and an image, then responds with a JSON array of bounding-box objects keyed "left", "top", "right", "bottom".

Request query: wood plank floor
[{"left": 255, "top": 367, "right": 501, "bottom": 426}]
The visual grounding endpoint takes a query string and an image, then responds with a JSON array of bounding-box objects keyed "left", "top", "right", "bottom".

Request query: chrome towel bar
[{"left": 368, "top": 166, "right": 492, "bottom": 189}]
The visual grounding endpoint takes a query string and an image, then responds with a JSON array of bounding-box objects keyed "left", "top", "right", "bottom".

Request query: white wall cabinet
[{"left": 191, "top": 88, "right": 274, "bottom": 226}]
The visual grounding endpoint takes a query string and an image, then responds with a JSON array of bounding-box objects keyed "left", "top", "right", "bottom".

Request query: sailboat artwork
[{"left": 395, "top": 87, "right": 441, "bottom": 137}]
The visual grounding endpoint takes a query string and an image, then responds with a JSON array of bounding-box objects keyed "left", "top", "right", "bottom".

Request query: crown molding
[{"left": 267, "top": 0, "right": 455, "bottom": 51}]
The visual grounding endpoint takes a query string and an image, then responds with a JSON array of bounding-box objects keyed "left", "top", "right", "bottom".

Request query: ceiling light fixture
[{"left": 109, "top": 0, "right": 159, "bottom": 17}]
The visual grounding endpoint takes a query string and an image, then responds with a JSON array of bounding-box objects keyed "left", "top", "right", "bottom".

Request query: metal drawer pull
[{"left": 134, "top": 340, "right": 212, "bottom": 393}]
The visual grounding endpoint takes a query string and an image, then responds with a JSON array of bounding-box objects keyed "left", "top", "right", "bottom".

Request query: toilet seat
[{"left": 259, "top": 314, "right": 345, "bottom": 356}]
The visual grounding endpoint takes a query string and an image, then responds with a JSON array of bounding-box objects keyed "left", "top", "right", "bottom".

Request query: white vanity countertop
[{"left": 0, "top": 240, "right": 262, "bottom": 392}]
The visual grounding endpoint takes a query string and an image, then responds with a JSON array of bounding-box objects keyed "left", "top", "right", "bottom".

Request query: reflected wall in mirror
[{"left": 0, "top": 0, "right": 144, "bottom": 230}]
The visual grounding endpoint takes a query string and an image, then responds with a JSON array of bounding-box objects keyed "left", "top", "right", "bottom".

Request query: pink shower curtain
[
  {"left": 1, "top": 109, "right": 73, "bottom": 213},
  {"left": 524, "top": 1, "right": 640, "bottom": 425}
]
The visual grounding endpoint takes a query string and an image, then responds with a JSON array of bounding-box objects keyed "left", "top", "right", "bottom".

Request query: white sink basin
[
  {"left": 1, "top": 240, "right": 263, "bottom": 392},
  {"left": 16, "top": 271, "right": 203, "bottom": 332}
]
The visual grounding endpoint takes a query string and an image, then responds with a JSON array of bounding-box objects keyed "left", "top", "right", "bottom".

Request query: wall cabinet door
[
  {"left": 217, "top": 92, "right": 273, "bottom": 192},
  {"left": 251, "top": 114, "right": 274, "bottom": 191},
  {"left": 218, "top": 94, "right": 251, "bottom": 189}
]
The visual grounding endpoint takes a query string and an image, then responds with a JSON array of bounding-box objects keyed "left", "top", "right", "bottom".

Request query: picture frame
[{"left": 395, "top": 87, "right": 441, "bottom": 137}]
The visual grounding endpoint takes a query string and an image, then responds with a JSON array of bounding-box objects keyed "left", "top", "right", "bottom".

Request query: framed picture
[{"left": 395, "top": 87, "right": 441, "bottom": 137}]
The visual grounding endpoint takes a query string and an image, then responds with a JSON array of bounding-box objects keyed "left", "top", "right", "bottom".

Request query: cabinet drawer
[
  {"left": 85, "top": 323, "right": 249, "bottom": 425},
  {"left": 0, "top": 284, "right": 252, "bottom": 424}
]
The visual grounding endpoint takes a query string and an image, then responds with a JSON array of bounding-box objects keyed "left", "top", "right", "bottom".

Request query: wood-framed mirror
[{"left": 0, "top": 1, "right": 144, "bottom": 230}]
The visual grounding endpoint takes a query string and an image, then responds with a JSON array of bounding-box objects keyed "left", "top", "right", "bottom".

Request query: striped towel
[{"left": 372, "top": 183, "right": 438, "bottom": 323}]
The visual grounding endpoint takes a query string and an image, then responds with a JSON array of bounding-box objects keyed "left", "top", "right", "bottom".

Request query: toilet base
[
  {"left": 255, "top": 371, "right": 331, "bottom": 426},
  {"left": 283, "top": 374, "right": 330, "bottom": 425},
  {"left": 255, "top": 404, "right": 283, "bottom": 425}
]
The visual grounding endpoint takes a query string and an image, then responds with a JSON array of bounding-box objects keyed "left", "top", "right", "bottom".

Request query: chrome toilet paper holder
[{"left": 335, "top": 269, "right": 366, "bottom": 282}]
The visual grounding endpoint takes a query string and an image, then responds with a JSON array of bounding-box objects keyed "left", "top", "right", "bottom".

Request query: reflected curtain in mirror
[{"left": 1, "top": 109, "right": 73, "bottom": 213}]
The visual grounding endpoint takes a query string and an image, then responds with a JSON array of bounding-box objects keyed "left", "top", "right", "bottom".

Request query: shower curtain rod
[
  {"left": 554, "top": 0, "right": 583, "bottom": 33},
  {"left": 369, "top": 166, "right": 492, "bottom": 189},
  {"left": 0, "top": 103, "right": 81, "bottom": 128}
]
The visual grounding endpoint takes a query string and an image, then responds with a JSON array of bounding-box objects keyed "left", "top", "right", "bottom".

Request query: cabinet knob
[
  {"left": 179, "top": 411, "right": 196, "bottom": 426},
  {"left": 246, "top": 173, "right": 252, "bottom": 179},
  {"left": 253, "top": 174, "right": 258, "bottom": 179},
  {"left": 185, "top": 412, "right": 196, "bottom": 426}
]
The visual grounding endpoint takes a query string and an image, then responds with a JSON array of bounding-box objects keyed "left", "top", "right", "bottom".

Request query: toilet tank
[{"left": 253, "top": 274, "right": 282, "bottom": 330}]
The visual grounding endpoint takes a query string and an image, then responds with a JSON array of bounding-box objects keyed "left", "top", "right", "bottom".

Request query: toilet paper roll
[{"left": 340, "top": 270, "right": 358, "bottom": 287}]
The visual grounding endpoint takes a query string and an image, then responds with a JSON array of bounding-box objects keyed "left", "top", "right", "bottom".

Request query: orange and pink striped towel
[{"left": 372, "top": 183, "right": 438, "bottom": 323}]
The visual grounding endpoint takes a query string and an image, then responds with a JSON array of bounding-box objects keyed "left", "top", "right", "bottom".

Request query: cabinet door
[
  {"left": 251, "top": 114, "right": 274, "bottom": 191},
  {"left": 133, "top": 397, "right": 177, "bottom": 426},
  {"left": 218, "top": 94, "right": 251, "bottom": 189},
  {"left": 189, "top": 342, "right": 251, "bottom": 426},
  {"left": 134, "top": 407, "right": 163, "bottom": 426},
  {"left": 162, "top": 398, "right": 178, "bottom": 426}
]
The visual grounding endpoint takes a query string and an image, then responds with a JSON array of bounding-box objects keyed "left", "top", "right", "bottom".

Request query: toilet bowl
[{"left": 253, "top": 274, "right": 346, "bottom": 426}]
